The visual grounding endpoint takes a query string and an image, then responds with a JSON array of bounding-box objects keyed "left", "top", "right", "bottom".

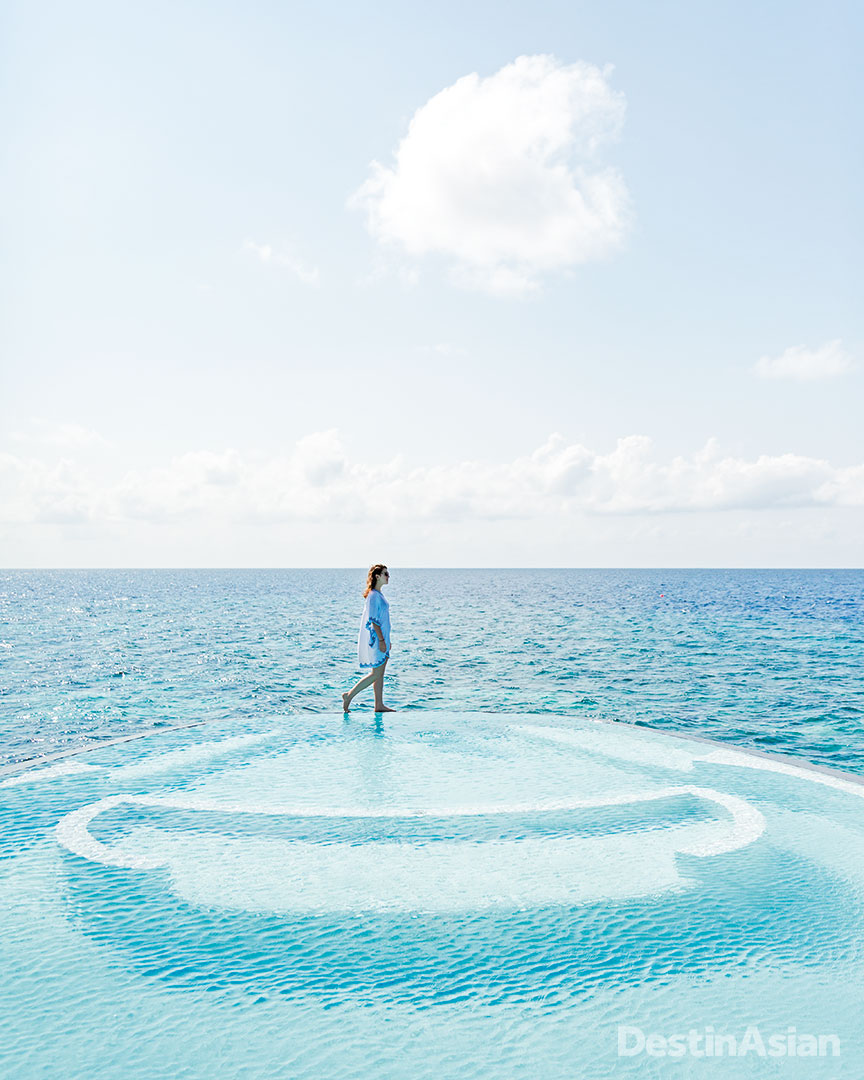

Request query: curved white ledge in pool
[{"left": 54, "top": 784, "right": 765, "bottom": 912}]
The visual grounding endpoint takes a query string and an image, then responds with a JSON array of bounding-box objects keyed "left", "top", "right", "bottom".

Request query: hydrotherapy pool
[{"left": 1, "top": 712, "right": 862, "bottom": 1078}]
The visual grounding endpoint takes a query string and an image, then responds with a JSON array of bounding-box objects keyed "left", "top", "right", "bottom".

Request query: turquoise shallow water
[
  {"left": 3, "top": 573, "right": 864, "bottom": 1078},
  {"left": 2, "top": 711, "right": 864, "bottom": 1078},
  {"left": 1, "top": 568, "right": 863, "bottom": 772}
]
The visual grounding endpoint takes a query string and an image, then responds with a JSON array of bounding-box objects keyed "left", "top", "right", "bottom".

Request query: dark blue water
[{"left": 1, "top": 569, "right": 862, "bottom": 772}]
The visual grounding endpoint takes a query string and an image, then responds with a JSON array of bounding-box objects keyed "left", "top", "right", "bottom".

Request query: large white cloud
[
  {"left": 754, "top": 339, "right": 854, "bottom": 381},
  {"left": 349, "top": 54, "right": 632, "bottom": 295},
  {"left": 2, "top": 432, "right": 863, "bottom": 528}
]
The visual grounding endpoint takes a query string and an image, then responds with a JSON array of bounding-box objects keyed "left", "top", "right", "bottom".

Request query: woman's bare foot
[
  {"left": 374, "top": 704, "right": 396, "bottom": 713},
  {"left": 341, "top": 692, "right": 351, "bottom": 712}
]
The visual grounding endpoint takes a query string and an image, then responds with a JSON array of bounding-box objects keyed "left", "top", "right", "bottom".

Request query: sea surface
[{"left": 1, "top": 568, "right": 862, "bottom": 773}]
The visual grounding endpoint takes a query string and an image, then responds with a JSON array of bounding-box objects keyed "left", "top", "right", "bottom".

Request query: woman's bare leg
[
  {"left": 343, "top": 660, "right": 384, "bottom": 712},
  {"left": 343, "top": 659, "right": 394, "bottom": 712},
  {"left": 373, "top": 659, "right": 394, "bottom": 712},
  {"left": 343, "top": 669, "right": 376, "bottom": 711}
]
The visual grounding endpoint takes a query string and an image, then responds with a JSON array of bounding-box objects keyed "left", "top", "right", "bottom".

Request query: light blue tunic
[{"left": 358, "top": 589, "right": 391, "bottom": 669}]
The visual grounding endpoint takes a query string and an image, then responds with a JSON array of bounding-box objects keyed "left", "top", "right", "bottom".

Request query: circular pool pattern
[{"left": 2, "top": 712, "right": 864, "bottom": 1078}]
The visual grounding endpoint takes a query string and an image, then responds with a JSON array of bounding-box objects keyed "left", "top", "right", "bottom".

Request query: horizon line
[{"left": 2, "top": 566, "right": 863, "bottom": 573}]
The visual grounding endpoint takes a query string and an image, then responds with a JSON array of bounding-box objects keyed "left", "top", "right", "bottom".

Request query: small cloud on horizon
[
  {"left": 754, "top": 339, "right": 854, "bottom": 381},
  {"left": 7, "top": 420, "right": 111, "bottom": 450}
]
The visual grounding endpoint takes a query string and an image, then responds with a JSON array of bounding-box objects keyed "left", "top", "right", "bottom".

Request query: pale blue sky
[{"left": 1, "top": 0, "right": 861, "bottom": 566}]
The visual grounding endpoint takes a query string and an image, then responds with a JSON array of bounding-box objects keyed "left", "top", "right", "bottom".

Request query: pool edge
[{"left": 2, "top": 708, "right": 863, "bottom": 790}]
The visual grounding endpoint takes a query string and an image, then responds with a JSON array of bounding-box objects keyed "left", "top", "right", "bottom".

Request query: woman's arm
[{"left": 370, "top": 614, "right": 386, "bottom": 649}]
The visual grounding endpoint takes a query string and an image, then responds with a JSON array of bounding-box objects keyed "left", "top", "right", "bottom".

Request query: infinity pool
[{"left": 2, "top": 712, "right": 862, "bottom": 1078}]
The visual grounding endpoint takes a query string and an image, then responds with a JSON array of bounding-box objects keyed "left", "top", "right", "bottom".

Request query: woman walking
[{"left": 342, "top": 563, "right": 395, "bottom": 713}]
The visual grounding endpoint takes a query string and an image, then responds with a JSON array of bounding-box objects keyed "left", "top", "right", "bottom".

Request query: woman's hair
[{"left": 363, "top": 563, "right": 387, "bottom": 598}]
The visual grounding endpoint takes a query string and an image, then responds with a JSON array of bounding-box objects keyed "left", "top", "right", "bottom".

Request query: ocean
[{"left": 1, "top": 568, "right": 862, "bottom": 773}]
